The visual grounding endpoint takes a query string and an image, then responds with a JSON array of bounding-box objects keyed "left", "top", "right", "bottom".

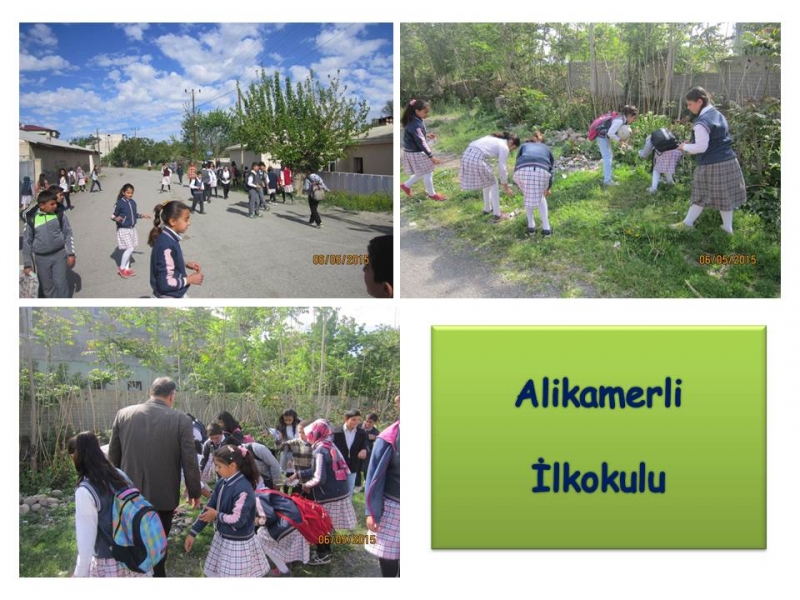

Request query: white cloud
[
  {"left": 20, "top": 87, "right": 105, "bottom": 113},
  {"left": 269, "top": 53, "right": 283, "bottom": 63},
  {"left": 115, "top": 23, "right": 150, "bottom": 41},
  {"left": 20, "top": 24, "right": 58, "bottom": 50},
  {"left": 108, "top": 69, "right": 121, "bottom": 82},
  {"left": 289, "top": 65, "right": 311, "bottom": 82},
  {"left": 92, "top": 53, "right": 151, "bottom": 68},
  {"left": 19, "top": 75, "right": 47, "bottom": 86},
  {"left": 20, "top": 53, "right": 72, "bottom": 72}
]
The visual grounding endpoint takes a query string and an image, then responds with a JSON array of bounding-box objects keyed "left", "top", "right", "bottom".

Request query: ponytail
[
  {"left": 148, "top": 200, "right": 189, "bottom": 247},
  {"left": 118, "top": 183, "right": 134, "bottom": 201},
  {"left": 401, "top": 98, "right": 429, "bottom": 127},
  {"left": 214, "top": 444, "right": 260, "bottom": 489}
]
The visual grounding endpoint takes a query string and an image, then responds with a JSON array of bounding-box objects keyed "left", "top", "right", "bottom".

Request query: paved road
[
  {"left": 20, "top": 168, "right": 392, "bottom": 298},
  {"left": 400, "top": 217, "right": 545, "bottom": 298}
]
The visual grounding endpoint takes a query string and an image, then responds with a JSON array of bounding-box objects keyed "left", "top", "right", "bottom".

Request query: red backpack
[
  {"left": 255, "top": 488, "right": 333, "bottom": 544},
  {"left": 588, "top": 111, "right": 619, "bottom": 141}
]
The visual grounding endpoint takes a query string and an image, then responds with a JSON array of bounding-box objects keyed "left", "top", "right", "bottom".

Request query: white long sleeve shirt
[
  {"left": 73, "top": 485, "right": 99, "bottom": 577},
  {"left": 681, "top": 105, "right": 713, "bottom": 155},
  {"left": 467, "top": 136, "right": 511, "bottom": 184},
  {"left": 606, "top": 117, "right": 627, "bottom": 142}
]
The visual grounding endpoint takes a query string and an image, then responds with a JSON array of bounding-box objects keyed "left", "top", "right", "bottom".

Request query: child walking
[
  {"left": 112, "top": 183, "right": 151, "bottom": 278},
  {"left": 639, "top": 128, "right": 682, "bottom": 193},
  {"left": 280, "top": 164, "right": 294, "bottom": 202},
  {"left": 22, "top": 190, "right": 76, "bottom": 298},
  {"left": 513, "top": 132, "right": 555, "bottom": 236},
  {"left": 291, "top": 419, "right": 356, "bottom": 565},
  {"left": 400, "top": 99, "right": 446, "bottom": 201},
  {"left": 89, "top": 167, "right": 102, "bottom": 192},
  {"left": 459, "top": 131, "right": 520, "bottom": 221},
  {"left": 148, "top": 200, "right": 203, "bottom": 298},
  {"left": 672, "top": 87, "right": 747, "bottom": 234},
  {"left": 303, "top": 171, "right": 329, "bottom": 228},
  {"left": 184, "top": 445, "right": 271, "bottom": 577},
  {"left": 58, "top": 168, "right": 73, "bottom": 210},
  {"left": 189, "top": 171, "right": 205, "bottom": 214}
]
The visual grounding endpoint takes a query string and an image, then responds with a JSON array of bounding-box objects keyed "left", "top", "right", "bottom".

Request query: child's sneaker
[
  {"left": 647, "top": 187, "right": 657, "bottom": 194},
  {"left": 268, "top": 567, "right": 292, "bottom": 577},
  {"left": 541, "top": 229, "right": 552, "bottom": 236},
  {"left": 428, "top": 193, "right": 447, "bottom": 201},
  {"left": 400, "top": 184, "right": 412, "bottom": 197},
  {"left": 670, "top": 221, "right": 694, "bottom": 231},
  {"left": 125, "top": 269, "right": 136, "bottom": 277},
  {"left": 492, "top": 213, "right": 510, "bottom": 222},
  {"left": 527, "top": 227, "right": 536, "bottom": 236},
  {"left": 118, "top": 268, "right": 131, "bottom": 278},
  {"left": 308, "top": 553, "right": 332, "bottom": 566},
  {"left": 719, "top": 225, "right": 734, "bottom": 235}
]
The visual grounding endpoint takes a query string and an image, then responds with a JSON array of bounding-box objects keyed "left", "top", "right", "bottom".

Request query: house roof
[
  {"left": 354, "top": 124, "right": 393, "bottom": 145},
  {"left": 20, "top": 124, "right": 61, "bottom": 137},
  {"left": 20, "top": 130, "right": 98, "bottom": 154}
]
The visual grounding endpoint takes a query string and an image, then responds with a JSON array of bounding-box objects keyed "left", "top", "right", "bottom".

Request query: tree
[
  {"left": 381, "top": 100, "right": 393, "bottom": 118},
  {"left": 181, "top": 108, "right": 236, "bottom": 162},
  {"left": 70, "top": 135, "right": 100, "bottom": 149},
  {"left": 236, "top": 69, "right": 370, "bottom": 174}
]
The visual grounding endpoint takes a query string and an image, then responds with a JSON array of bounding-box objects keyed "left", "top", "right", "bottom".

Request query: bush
[
  {"left": 725, "top": 98, "right": 781, "bottom": 231},
  {"left": 500, "top": 86, "right": 560, "bottom": 131},
  {"left": 20, "top": 454, "right": 76, "bottom": 497}
]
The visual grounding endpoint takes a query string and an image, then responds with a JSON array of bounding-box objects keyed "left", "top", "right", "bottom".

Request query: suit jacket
[
  {"left": 332, "top": 425, "right": 368, "bottom": 473},
  {"left": 108, "top": 398, "right": 202, "bottom": 511}
]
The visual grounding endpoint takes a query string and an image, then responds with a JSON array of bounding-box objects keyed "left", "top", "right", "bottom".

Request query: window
[
  {"left": 354, "top": 157, "right": 364, "bottom": 174},
  {"left": 127, "top": 381, "right": 143, "bottom": 391},
  {"left": 327, "top": 161, "right": 336, "bottom": 173}
]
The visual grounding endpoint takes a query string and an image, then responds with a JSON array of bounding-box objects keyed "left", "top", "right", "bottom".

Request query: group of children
[{"left": 402, "top": 85, "right": 747, "bottom": 236}]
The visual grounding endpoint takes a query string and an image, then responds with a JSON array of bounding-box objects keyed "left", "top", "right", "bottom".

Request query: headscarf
[{"left": 304, "top": 419, "right": 349, "bottom": 481}]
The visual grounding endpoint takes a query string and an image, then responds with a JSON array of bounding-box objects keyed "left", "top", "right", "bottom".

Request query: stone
[
  {"left": 19, "top": 504, "right": 30, "bottom": 515},
  {"left": 51, "top": 490, "right": 64, "bottom": 499},
  {"left": 31, "top": 504, "right": 41, "bottom": 512},
  {"left": 24, "top": 497, "right": 37, "bottom": 506}
]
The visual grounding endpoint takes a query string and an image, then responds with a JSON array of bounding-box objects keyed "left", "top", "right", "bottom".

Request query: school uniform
[
  {"left": 255, "top": 490, "right": 311, "bottom": 565},
  {"left": 112, "top": 197, "right": 144, "bottom": 251},
  {"left": 333, "top": 424, "right": 368, "bottom": 492},
  {"left": 189, "top": 177, "right": 205, "bottom": 213},
  {"left": 246, "top": 170, "right": 261, "bottom": 217},
  {"left": 596, "top": 115, "right": 626, "bottom": 184},
  {"left": 460, "top": 136, "right": 511, "bottom": 190},
  {"left": 149, "top": 226, "right": 190, "bottom": 298},
  {"left": 402, "top": 115, "right": 435, "bottom": 175},
  {"left": 513, "top": 142, "right": 555, "bottom": 208},
  {"left": 364, "top": 422, "right": 400, "bottom": 561},
  {"left": 188, "top": 471, "right": 270, "bottom": 577},
  {"left": 304, "top": 173, "right": 329, "bottom": 227},
  {"left": 21, "top": 208, "right": 75, "bottom": 298},
  {"left": 683, "top": 105, "right": 747, "bottom": 211},
  {"left": 639, "top": 135, "right": 682, "bottom": 191},
  {"left": 300, "top": 447, "right": 356, "bottom": 530}
]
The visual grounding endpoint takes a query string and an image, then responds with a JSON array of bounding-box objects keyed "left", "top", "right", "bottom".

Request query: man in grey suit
[{"left": 108, "top": 376, "right": 202, "bottom": 577}]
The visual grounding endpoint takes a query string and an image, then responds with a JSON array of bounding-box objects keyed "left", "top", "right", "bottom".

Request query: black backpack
[
  {"left": 187, "top": 413, "right": 207, "bottom": 454},
  {"left": 650, "top": 128, "right": 680, "bottom": 153}
]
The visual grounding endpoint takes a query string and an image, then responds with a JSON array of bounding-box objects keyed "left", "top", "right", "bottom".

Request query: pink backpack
[{"left": 588, "top": 111, "right": 619, "bottom": 141}]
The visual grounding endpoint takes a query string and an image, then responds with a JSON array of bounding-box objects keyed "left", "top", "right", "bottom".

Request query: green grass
[
  {"left": 402, "top": 113, "right": 781, "bottom": 298},
  {"left": 19, "top": 488, "right": 379, "bottom": 577},
  {"left": 324, "top": 191, "right": 392, "bottom": 213}
]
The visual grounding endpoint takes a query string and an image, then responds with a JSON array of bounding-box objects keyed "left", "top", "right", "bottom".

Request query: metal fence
[{"left": 322, "top": 172, "right": 393, "bottom": 195}]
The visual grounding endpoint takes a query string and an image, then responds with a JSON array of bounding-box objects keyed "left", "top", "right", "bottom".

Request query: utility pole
[
  {"left": 185, "top": 88, "right": 201, "bottom": 163},
  {"left": 132, "top": 127, "right": 139, "bottom": 138}
]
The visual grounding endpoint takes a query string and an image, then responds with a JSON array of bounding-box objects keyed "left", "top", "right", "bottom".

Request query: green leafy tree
[
  {"left": 236, "top": 69, "right": 370, "bottom": 174},
  {"left": 181, "top": 108, "right": 236, "bottom": 162},
  {"left": 70, "top": 135, "right": 100, "bottom": 149},
  {"left": 381, "top": 100, "right": 393, "bottom": 117}
]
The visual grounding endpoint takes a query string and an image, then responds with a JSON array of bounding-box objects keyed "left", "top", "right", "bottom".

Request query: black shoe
[
  {"left": 542, "top": 229, "right": 552, "bottom": 236},
  {"left": 527, "top": 228, "right": 536, "bottom": 236}
]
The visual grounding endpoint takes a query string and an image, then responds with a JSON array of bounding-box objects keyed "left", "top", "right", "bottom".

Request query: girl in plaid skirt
[
  {"left": 401, "top": 99, "right": 447, "bottom": 201},
  {"left": 185, "top": 445, "right": 271, "bottom": 577},
  {"left": 112, "top": 184, "right": 151, "bottom": 278},
  {"left": 69, "top": 431, "right": 152, "bottom": 577},
  {"left": 298, "top": 419, "right": 357, "bottom": 565},
  {"left": 365, "top": 408, "right": 400, "bottom": 577},
  {"left": 459, "top": 132, "right": 521, "bottom": 221},
  {"left": 673, "top": 87, "right": 747, "bottom": 234},
  {"left": 512, "top": 132, "right": 555, "bottom": 236},
  {"left": 639, "top": 131, "right": 682, "bottom": 193}
]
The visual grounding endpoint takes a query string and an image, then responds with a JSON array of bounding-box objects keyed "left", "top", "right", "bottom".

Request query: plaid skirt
[
  {"left": 116, "top": 227, "right": 138, "bottom": 250},
  {"left": 365, "top": 498, "right": 400, "bottom": 560},
  {"left": 321, "top": 496, "right": 357, "bottom": 530},
  {"left": 690, "top": 158, "right": 747, "bottom": 210},
  {"left": 459, "top": 146, "right": 496, "bottom": 190},
  {"left": 282, "top": 184, "right": 294, "bottom": 193},
  {"left": 89, "top": 557, "right": 152, "bottom": 577},
  {"left": 257, "top": 527, "right": 310, "bottom": 564},
  {"left": 654, "top": 149, "right": 682, "bottom": 175},
  {"left": 204, "top": 532, "right": 271, "bottom": 577},
  {"left": 513, "top": 167, "right": 550, "bottom": 208},
  {"left": 402, "top": 151, "right": 435, "bottom": 176}
]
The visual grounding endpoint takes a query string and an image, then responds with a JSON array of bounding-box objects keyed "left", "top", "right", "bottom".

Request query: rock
[
  {"left": 24, "top": 497, "right": 37, "bottom": 506},
  {"left": 51, "top": 490, "right": 64, "bottom": 499},
  {"left": 19, "top": 494, "right": 23, "bottom": 505},
  {"left": 31, "top": 504, "right": 41, "bottom": 512},
  {"left": 20, "top": 504, "right": 30, "bottom": 515}
]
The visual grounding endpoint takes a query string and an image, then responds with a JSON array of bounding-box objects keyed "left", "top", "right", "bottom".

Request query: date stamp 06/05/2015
[
  {"left": 317, "top": 534, "right": 377, "bottom": 545},
  {"left": 312, "top": 254, "right": 370, "bottom": 266},
  {"left": 698, "top": 254, "right": 757, "bottom": 266}
]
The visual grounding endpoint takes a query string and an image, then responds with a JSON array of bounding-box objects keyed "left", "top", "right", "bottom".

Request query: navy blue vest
[
  {"left": 692, "top": 108, "right": 736, "bottom": 166},
  {"left": 79, "top": 479, "right": 116, "bottom": 560}
]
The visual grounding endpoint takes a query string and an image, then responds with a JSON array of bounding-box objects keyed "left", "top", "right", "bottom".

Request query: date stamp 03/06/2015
[{"left": 312, "top": 254, "right": 370, "bottom": 266}]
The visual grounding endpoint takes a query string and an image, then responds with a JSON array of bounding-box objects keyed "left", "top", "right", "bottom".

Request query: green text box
[{"left": 431, "top": 326, "right": 766, "bottom": 549}]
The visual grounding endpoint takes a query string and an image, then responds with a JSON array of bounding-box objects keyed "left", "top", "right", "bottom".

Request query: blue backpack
[{"left": 110, "top": 486, "right": 167, "bottom": 573}]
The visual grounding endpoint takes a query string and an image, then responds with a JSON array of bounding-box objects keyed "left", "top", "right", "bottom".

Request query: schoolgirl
[
  {"left": 400, "top": 99, "right": 446, "bottom": 201},
  {"left": 148, "top": 200, "right": 203, "bottom": 298},
  {"left": 459, "top": 131, "right": 520, "bottom": 221},
  {"left": 255, "top": 489, "right": 311, "bottom": 576},
  {"left": 365, "top": 408, "right": 400, "bottom": 577},
  {"left": 267, "top": 166, "right": 279, "bottom": 203},
  {"left": 594, "top": 105, "right": 638, "bottom": 186},
  {"left": 112, "top": 183, "right": 151, "bottom": 278},
  {"left": 189, "top": 170, "right": 205, "bottom": 214},
  {"left": 639, "top": 130, "right": 682, "bottom": 193},
  {"left": 219, "top": 165, "right": 231, "bottom": 199},
  {"left": 58, "top": 168, "right": 73, "bottom": 209},
  {"left": 184, "top": 445, "right": 271, "bottom": 577},
  {"left": 672, "top": 87, "right": 747, "bottom": 234},
  {"left": 69, "top": 431, "right": 151, "bottom": 577},
  {"left": 294, "top": 419, "right": 356, "bottom": 565},
  {"left": 512, "top": 132, "right": 556, "bottom": 236},
  {"left": 200, "top": 422, "right": 225, "bottom": 484},
  {"left": 280, "top": 164, "right": 294, "bottom": 202},
  {"left": 160, "top": 165, "right": 171, "bottom": 192},
  {"left": 20, "top": 176, "right": 33, "bottom": 209},
  {"left": 276, "top": 409, "right": 300, "bottom": 473}
]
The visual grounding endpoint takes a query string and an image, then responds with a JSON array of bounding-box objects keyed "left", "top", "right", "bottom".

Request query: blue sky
[{"left": 19, "top": 23, "right": 393, "bottom": 143}]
